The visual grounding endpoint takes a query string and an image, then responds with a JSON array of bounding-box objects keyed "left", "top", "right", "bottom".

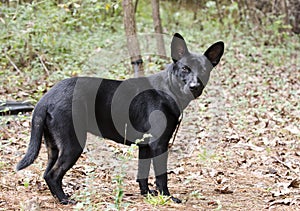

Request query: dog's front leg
[
  {"left": 137, "top": 146, "right": 157, "bottom": 196},
  {"left": 151, "top": 143, "right": 182, "bottom": 203}
]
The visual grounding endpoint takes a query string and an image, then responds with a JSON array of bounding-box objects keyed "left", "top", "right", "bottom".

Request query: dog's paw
[
  {"left": 148, "top": 189, "right": 158, "bottom": 196},
  {"left": 170, "top": 196, "right": 182, "bottom": 203},
  {"left": 60, "top": 198, "right": 77, "bottom": 205},
  {"left": 141, "top": 189, "right": 158, "bottom": 196}
]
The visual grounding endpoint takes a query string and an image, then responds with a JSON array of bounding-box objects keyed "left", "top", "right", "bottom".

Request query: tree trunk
[
  {"left": 290, "top": 0, "right": 300, "bottom": 34},
  {"left": 122, "top": 0, "right": 144, "bottom": 77},
  {"left": 151, "top": 0, "right": 166, "bottom": 58}
]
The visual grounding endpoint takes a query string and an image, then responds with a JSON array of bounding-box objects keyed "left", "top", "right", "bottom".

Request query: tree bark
[
  {"left": 151, "top": 0, "right": 166, "bottom": 58},
  {"left": 290, "top": 0, "right": 300, "bottom": 34},
  {"left": 122, "top": 0, "right": 144, "bottom": 77}
]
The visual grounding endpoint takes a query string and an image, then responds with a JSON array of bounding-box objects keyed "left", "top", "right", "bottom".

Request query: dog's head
[{"left": 170, "top": 33, "right": 224, "bottom": 98}]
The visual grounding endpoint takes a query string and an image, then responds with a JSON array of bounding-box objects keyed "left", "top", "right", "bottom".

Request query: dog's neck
[
  {"left": 166, "top": 64, "right": 195, "bottom": 111},
  {"left": 140, "top": 63, "right": 196, "bottom": 112}
]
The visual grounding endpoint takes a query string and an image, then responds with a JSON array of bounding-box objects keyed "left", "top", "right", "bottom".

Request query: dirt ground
[
  {"left": 1, "top": 107, "right": 300, "bottom": 210},
  {"left": 1, "top": 60, "right": 299, "bottom": 210}
]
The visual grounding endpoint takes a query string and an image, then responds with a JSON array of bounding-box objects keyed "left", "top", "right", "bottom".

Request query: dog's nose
[{"left": 189, "top": 82, "right": 200, "bottom": 90}]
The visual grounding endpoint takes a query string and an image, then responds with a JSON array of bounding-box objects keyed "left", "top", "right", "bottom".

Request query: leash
[{"left": 168, "top": 113, "right": 183, "bottom": 149}]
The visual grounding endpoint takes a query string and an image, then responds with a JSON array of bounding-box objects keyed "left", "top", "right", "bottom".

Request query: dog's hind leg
[
  {"left": 43, "top": 128, "right": 59, "bottom": 177},
  {"left": 44, "top": 138, "right": 85, "bottom": 204},
  {"left": 43, "top": 128, "right": 86, "bottom": 204}
]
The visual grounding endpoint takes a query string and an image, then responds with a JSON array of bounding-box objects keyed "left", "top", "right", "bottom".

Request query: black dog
[{"left": 17, "top": 33, "right": 224, "bottom": 204}]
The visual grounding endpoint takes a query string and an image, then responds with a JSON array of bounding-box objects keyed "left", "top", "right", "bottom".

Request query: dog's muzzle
[{"left": 189, "top": 79, "right": 204, "bottom": 98}]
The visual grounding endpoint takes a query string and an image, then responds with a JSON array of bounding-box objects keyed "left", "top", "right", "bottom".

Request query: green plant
[
  {"left": 265, "top": 147, "right": 271, "bottom": 154},
  {"left": 0, "top": 161, "right": 5, "bottom": 170},
  {"left": 266, "top": 187, "right": 272, "bottom": 192},
  {"left": 0, "top": 0, "right": 124, "bottom": 102},
  {"left": 144, "top": 193, "right": 170, "bottom": 206},
  {"left": 197, "top": 148, "right": 221, "bottom": 164},
  {"left": 23, "top": 178, "right": 30, "bottom": 188},
  {"left": 72, "top": 169, "right": 100, "bottom": 211},
  {"left": 190, "top": 190, "right": 206, "bottom": 200},
  {"left": 109, "top": 134, "right": 151, "bottom": 211}
]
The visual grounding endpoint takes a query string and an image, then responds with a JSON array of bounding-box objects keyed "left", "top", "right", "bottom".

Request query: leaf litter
[{"left": 0, "top": 41, "right": 300, "bottom": 211}]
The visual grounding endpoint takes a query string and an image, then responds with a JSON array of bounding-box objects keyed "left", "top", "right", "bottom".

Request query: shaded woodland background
[{"left": 0, "top": 0, "right": 299, "bottom": 89}]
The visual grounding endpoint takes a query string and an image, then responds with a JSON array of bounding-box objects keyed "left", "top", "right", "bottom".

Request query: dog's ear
[
  {"left": 171, "top": 33, "right": 189, "bottom": 63},
  {"left": 204, "top": 41, "right": 224, "bottom": 67}
]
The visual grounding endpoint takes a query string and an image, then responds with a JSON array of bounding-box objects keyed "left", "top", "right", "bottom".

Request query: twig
[
  {"left": 38, "top": 54, "right": 49, "bottom": 76},
  {"left": 272, "top": 156, "right": 298, "bottom": 174},
  {"left": 272, "top": 156, "right": 291, "bottom": 169},
  {"left": 134, "top": 0, "right": 139, "bottom": 13},
  {"left": 5, "top": 54, "right": 21, "bottom": 73}
]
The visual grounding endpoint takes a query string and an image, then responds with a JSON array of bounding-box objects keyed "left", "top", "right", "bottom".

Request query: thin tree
[
  {"left": 151, "top": 0, "right": 166, "bottom": 58},
  {"left": 122, "top": 0, "right": 144, "bottom": 77}
]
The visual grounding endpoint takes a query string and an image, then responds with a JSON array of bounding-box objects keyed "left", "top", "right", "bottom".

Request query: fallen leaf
[
  {"left": 216, "top": 176, "right": 229, "bottom": 184},
  {"left": 168, "top": 167, "right": 185, "bottom": 175},
  {"left": 288, "top": 178, "right": 300, "bottom": 188},
  {"left": 225, "top": 134, "right": 240, "bottom": 143},
  {"left": 267, "top": 167, "right": 278, "bottom": 175},
  {"left": 214, "top": 186, "right": 233, "bottom": 194},
  {"left": 269, "top": 198, "right": 293, "bottom": 207},
  {"left": 285, "top": 125, "right": 300, "bottom": 135},
  {"left": 233, "top": 142, "right": 265, "bottom": 152}
]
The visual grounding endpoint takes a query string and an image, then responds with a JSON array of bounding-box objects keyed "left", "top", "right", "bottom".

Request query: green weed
[
  {"left": 190, "top": 190, "right": 206, "bottom": 200},
  {"left": 23, "top": 178, "right": 30, "bottom": 188},
  {"left": 198, "top": 148, "right": 222, "bottom": 164},
  {"left": 144, "top": 193, "right": 170, "bottom": 206},
  {"left": 109, "top": 134, "right": 151, "bottom": 211}
]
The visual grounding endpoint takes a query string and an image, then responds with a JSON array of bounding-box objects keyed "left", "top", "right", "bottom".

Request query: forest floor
[
  {"left": 1, "top": 49, "right": 299, "bottom": 210},
  {"left": 1, "top": 1, "right": 300, "bottom": 210}
]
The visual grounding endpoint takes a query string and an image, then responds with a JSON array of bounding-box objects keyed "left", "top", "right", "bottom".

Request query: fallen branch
[
  {"left": 5, "top": 54, "right": 21, "bottom": 73},
  {"left": 38, "top": 54, "right": 49, "bottom": 76}
]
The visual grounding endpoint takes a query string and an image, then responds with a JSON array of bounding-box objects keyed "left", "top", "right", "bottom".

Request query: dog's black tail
[{"left": 16, "top": 103, "right": 47, "bottom": 171}]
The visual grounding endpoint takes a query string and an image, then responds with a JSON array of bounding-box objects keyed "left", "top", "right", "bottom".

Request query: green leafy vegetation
[
  {"left": 1, "top": 0, "right": 298, "bottom": 103},
  {"left": 107, "top": 134, "right": 150, "bottom": 210},
  {"left": 144, "top": 193, "right": 171, "bottom": 206},
  {"left": 197, "top": 147, "right": 222, "bottom": 164},
  {"left": 1, "top": 0, "right": 124, "bottom": 102}
]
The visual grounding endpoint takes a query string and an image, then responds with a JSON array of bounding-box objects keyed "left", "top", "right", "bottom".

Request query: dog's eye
[{"left": 182, "top": 66, "right": 190, "bottom": 73}]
